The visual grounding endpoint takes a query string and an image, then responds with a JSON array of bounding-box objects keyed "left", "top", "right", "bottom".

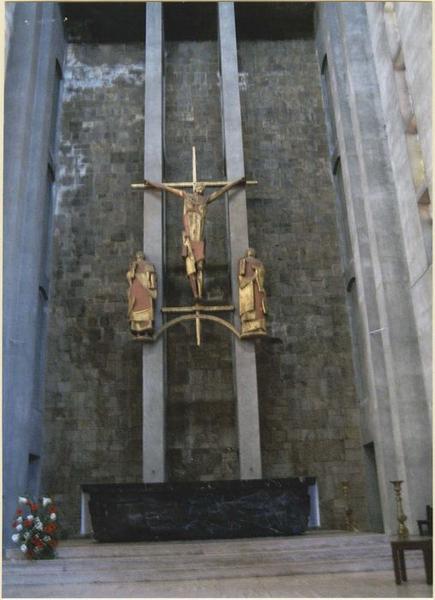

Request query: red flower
[
  {"left": 23, "top": 519, "right": 32, "bottom": 528},
  {"left": 30, "top": 503, "right": 39, "bottom": 512},
  {"left": 12, "top": 520, "right": 17, "bottom": 528},
  {"left": 16, "top": 509, "right": 23, "bottom": 516},
  {"left": 49, "top": 505, "right": 57, "bottom": 513}
]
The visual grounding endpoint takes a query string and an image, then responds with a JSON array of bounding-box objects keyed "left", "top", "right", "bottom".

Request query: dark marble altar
[{"left": 82, "top": 477, "right": 313, "bottom": 542}]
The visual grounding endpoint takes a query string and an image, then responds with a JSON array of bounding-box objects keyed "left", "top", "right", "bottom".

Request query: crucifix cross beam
[{"left": 131, "top": 146, "right": 258, "bottom": 190}]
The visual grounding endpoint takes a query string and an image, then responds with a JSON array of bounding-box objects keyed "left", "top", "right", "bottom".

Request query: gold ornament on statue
[
  {"left": 127, "top": 251, "right": 157, "bottom": 340},
  {"left": 129, "top": 146, "right": 263, "bottom": 346},
  {"left": 390, "top": 480, "right": 409, "bottom": 538},
  {"left": 135, "top": 147, "right": 247, "bottom": 301},
  {"left": 238, "top": 248, "right": 267, "bottom": 338}
]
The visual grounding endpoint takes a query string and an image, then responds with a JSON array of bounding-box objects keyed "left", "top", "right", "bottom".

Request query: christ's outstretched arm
[
  {"left": 206, "top": 177, "right": 246, "bottom": 204},
  {"left": 143, "top": 179, "right": 184, "bottom": 199}
]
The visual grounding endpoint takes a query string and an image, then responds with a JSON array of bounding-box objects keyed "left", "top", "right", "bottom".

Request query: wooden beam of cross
[
  {"left": 131, "top": 146, "right": 258, "bottom": 190},
  {"left": 162, "top": 304, "right": 235, "bottom": 346}
]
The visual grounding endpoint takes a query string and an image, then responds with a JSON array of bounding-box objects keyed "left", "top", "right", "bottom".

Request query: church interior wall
[
  {"left": 237, "top": 35, "right": 368, "bottom": 529},
  {"left": 365, "top": 1, "right": 432, "bottom": 411},
  {"left": 394, "top": 2, "right": 432, "bottom": 191},
  {"left": 38, "top": 2, "right": 369, "bottom": 534},
  {"left": 3, "top": 2, "right": 65, "bottom": 549},
  {"left": 41, "top": 42, "right": 146, "bottom": 535},
  {"left": 314, "top": 1, "right": 432, "bottom": 534},
  {"left": 164, "top": 33, "right": 239, "bottom": 481},
  {"left": 4, "top": 1, "right": 431, "bottom": 543}
]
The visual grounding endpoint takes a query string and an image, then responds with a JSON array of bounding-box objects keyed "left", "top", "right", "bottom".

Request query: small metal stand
[{"left": 390, "top": 480, "right": 409, "bottom": 538}]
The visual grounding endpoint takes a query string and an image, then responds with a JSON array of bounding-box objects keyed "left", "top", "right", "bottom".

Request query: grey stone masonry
[
  {"left": 39, "top": 4, "right": 377, "bottom": 533},
  {"left": 164, "top": 36, "right": 239, "bottom": 483},
  {"left": 238, "top": 33, "right": 368, "bottom": 528},
  {"left": 42, "top": 42, "right": 145, "bottom": 535}
]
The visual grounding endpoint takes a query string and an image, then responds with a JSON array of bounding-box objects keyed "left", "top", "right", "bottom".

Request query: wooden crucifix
[
  {"left": 130, "top": 147, "right": 257, "bottom": 346},
  {"left": 131, "top": 146, "right": 257, "bottom": 300}
]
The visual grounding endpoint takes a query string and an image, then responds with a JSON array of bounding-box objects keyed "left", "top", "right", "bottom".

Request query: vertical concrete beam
[
  {"left": 3, "top": 3, "right": 41, "bottom": 551},
  {"left": 395, "top": 3, "right": 432, "bottom": 193},
  {"left": 316, "top": 3, "right": 398, "bottom": 533},
  {"left": 218, "top": 3, "right": 262, "bottom": 480},
  {"left": 5, "top": 3, "right": 16, "bottom": 68},
  {"left": 365, "top": 3, "right": 432, "bottom": 408},
  {"left": 3, "top": 3, "right": 65, "bottom": 549},
  {"left": 142, "top": 3, "right": 165, "bottom": 483},
  {"left": 334, "top": 2, "right": 431, "bottom": 532}
]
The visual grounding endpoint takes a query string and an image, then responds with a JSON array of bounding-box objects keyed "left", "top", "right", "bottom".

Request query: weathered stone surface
[
  {"left": 238, "top": 39, "right": 367, "bottom": 529},
  {"left": 42, "top": 43, "right": 145, "bottom": 536},
  {"left": 42, "top": 34, "right": 367, "bottom": 534},
  {"left": 164, "top": 40, "right": 239, "bottom": 484}
]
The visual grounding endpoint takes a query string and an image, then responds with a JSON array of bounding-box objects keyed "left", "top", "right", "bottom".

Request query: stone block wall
[
  {"left": 238, "top": 39, "right": 367, "bottom": 529},
  {"left": 164, "top": 41, "right": 239, "bottom": 481},
  {"left": 42, "top": 35, "right": 368, "bottom": 532},
  {"left": 42, "top": 44, "right": 145, "bottom": 535}
]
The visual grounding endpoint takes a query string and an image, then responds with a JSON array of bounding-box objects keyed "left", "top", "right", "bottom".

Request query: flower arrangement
[{"left": 11, "top": 496, "right": 59, "bottom": 559}]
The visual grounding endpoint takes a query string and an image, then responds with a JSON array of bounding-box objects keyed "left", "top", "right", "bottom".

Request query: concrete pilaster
[
  {"left": 395, "top": 3, "right": 432, "bottom": 195},
  {"left": 317, "top": 2, "right": 432, "bottom": 533},
  {"left": 316, "top": 4, "right": 399, "bottom": 534},
  {"left": 365, "top": 2, "right": 432, "bottom": 413},
  {"left": 3, "top": 3, "right": 65, "bottom": 549},
  {"left": 341, "top": 3, "right": 431, "bottom": 533},
  {"left": 142, "top": 3, "right": 165, "bottom": 483},
  {"left": 5, "top": 4, "right": 16, "bottom": 68},
  {"left": 218, "top": 3, "right": 262, "bottom": 480}
]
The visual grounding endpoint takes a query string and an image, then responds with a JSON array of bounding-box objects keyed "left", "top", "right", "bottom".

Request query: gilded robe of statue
[
  {"left": 182, "top": 192, "right": 207, "bottom": 299},
  {"left": 127, "top": 251, "right": 157, "bottom": 337},
  {"left": 238, "top": 248, "right": 267, "bottom": 337},
  {"left": 141, "top": 177, "right": 246, "bottom": 301}
]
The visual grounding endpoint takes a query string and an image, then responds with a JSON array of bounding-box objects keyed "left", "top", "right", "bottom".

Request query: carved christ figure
[
  {"left": 238, "top": 248, "right": 267, "bottom": 337},
  {"left": 127, "top": 251, "right": 157, "bottom": 338},
  {"left": 143, "top": 177, "right": 246, "bottom": 299}
]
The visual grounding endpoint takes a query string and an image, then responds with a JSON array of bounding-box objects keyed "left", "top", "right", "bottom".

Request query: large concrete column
[
  {"left": 316, "top": 4, "right": 399, "bottom": 533},
  {"left": 142, "top": 3, "right": 165, "bottom": 483},
  {"left": 3, "top": 3, "right": 65, "bottom": 549},
  {"left": 365, "top": 2, "right": 432, "bottom": 413},
  {"left": 319, "top": 2, "right": 432, "bottom": 533},
  {"left": 218, "top": 3, "right": 262, "bottom": 480}
]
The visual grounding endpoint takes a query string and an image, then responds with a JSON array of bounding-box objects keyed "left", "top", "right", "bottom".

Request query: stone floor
[{"left": 3, "top": 531, "right": 432, "bottom": 598}]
